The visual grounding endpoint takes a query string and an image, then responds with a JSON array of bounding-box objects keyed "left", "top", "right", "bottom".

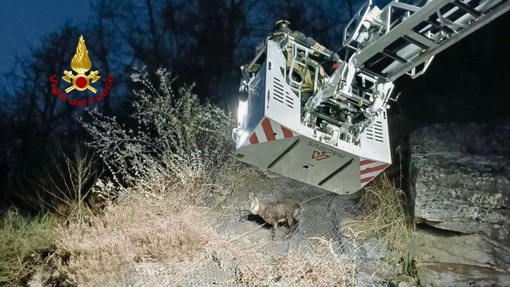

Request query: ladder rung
[
  {"left": 360, "top": 68, "right": 387, "bottom": 80},
  {"left": 453, "top": 0, "right": 482, "bottom": 17},
  {"left": 426, "top": 19, "right": 456, "bottom": 35},
  {"left": 403, "top": 34, "right": 429, "bottom": 50}
]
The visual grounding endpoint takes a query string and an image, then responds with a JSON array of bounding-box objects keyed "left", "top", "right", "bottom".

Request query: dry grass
[
  {"left": 0, "top": 210, "right": 55, "bottom": 286},
  {"left": 53, "top": 196, "right": 218, "bottom": 286},
  {"left": 343, "top": 173, "right": 414, "bottom": 274}
]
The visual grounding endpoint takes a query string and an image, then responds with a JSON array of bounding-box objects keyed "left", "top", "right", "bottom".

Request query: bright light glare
[{"left": 237, "top": 100, "right": 248, "bottom": 125}]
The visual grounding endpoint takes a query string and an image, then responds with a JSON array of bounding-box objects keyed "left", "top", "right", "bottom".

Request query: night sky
[{"left": 0, "top": 1, "right": 91, "bottom": 75}]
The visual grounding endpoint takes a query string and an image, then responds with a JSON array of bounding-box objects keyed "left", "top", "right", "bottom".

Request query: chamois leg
[
  {"left": 285, "top": 217, "right": 295, "bottom": 240},
  {"left": 271, "top": 223, "right": 277, "bottom": 241}
]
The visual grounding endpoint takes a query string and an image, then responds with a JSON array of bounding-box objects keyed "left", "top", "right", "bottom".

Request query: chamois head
[{"left": 249, "top": 192, "right": 260, "bottom": 215}]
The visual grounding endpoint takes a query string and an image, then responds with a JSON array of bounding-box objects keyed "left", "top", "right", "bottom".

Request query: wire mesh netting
[{"left": 116, "top": 175, "right": 401, "bottom": 287}]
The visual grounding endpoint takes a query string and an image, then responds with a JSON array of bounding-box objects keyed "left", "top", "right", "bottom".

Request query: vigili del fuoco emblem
[
  {"left": 49, "top": 35, "right": 113, "bottom": 107},
  {"left": 62, "top": 35, "right": 100, "bottom": 93}
]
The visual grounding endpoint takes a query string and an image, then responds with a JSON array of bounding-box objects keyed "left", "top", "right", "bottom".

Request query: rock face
[
  {"left": 411, "top": 122, "right": 510, "bottom": 241},
  {"left": 410, "top": 121, "right": 510, "bottom": 287}
]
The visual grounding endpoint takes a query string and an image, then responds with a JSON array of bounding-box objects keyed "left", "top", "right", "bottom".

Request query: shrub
[{"left": 82, "top": 68, "right": 236, "bottom": 202}]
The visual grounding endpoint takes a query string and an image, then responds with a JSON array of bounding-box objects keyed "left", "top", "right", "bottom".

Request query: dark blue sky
[{"left": 0, "top": 1, "right": 92, "bottom": 75}]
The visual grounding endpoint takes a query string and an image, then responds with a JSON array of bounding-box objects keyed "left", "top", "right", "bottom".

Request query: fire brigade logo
[
  {"left": 62, "top": 35, "right": 100, "bottom": 93},
  {"left": 49, "top": 35, "right": 113, "bottom": 107},
  {"left": 311, "top": 150, "right": 330, "bottom": 161}
]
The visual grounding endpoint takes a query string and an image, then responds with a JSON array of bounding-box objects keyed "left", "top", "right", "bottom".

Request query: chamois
[{"left": 249, "top": 192, "right": 300, "bottom": 239}]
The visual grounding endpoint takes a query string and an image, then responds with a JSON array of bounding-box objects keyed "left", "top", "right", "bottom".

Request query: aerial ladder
[{"left": 232, "top": 0, "right": 510, "bottom": 194}]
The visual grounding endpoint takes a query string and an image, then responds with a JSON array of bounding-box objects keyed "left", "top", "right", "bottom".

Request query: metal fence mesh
[{"left": 117, "top": 175, "right": 398, "bottom": 287}]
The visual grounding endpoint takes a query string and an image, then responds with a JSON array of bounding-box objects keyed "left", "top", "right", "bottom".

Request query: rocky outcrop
[
  {"left": 411, "top": 122, "right": 510, "bottom": 241},
  {"left": 410, "top": 121, "right": 510, "bottom": 287}
]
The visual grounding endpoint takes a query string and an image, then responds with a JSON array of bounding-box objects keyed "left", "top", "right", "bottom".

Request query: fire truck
[{"left": 232, "top": 0, "right": 510, "bottom": 194}]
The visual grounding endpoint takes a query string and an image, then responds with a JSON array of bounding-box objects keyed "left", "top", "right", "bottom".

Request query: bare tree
[
  {"left": 85, "top": 0, "right": 135, "bottom": 114},
  {"left": 98, "top": 0, "right": 263, "bottom": 103},
  {"left": 10, "top": 25, "right": 80, "bottom": 139}
]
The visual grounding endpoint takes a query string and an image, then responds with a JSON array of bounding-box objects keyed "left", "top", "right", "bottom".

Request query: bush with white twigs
[{"left": 82, "top": 68, "right": 236, "bottom": 202}]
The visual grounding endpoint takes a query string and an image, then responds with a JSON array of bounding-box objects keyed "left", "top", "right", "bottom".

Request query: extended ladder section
[{"left": 343, "top": 0, "right": 510, "bottom": 81}]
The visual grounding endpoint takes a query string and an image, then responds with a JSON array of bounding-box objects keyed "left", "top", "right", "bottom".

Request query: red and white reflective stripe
[
  {"left": 248, "top": 118, "right": 294, "bottom": 145},
  {"left": 360, "top": 158, "right": 388, "bottom": 187}
]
